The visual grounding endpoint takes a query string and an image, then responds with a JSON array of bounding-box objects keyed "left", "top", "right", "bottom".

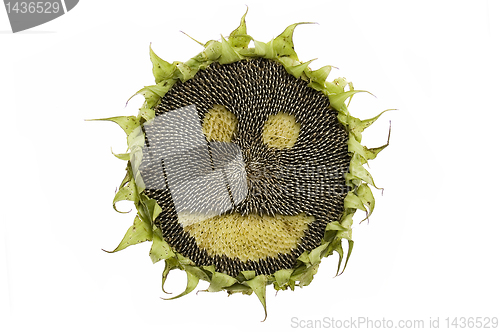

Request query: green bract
[{"left": 94, "top": 9, "right": 389, "bottom": 320}]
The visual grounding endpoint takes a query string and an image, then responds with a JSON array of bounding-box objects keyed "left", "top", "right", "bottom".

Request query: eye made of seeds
[
  {"left": 262, "top": 112, "right": 300, "bottom": 149},
  {"left": 202, "top": 105, "right": 238, "bottom": 142}
]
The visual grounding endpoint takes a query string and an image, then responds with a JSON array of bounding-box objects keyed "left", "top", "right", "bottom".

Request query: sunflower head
[{"left": 94, "top": 9, "right": 390, "bottom": 320}]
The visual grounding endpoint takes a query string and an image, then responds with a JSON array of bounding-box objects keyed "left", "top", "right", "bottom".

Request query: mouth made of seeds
[{"left": 180, "top": 211, "right": 314, "bottom": 263}]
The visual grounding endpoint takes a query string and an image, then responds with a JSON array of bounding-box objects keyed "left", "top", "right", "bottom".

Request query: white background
[{"left": 1, "top": 0, "right": 499, "bottom": 331}]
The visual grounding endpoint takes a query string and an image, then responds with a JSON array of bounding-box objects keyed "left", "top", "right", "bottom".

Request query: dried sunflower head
[{"left": 95, "top": 9, "right": 389, "bottom": 319}]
